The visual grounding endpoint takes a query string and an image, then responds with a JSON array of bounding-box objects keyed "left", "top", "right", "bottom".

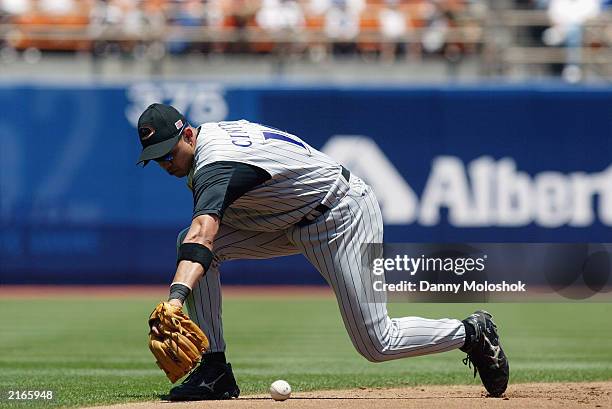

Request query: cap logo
[
  {"left": 175, "top": 119, "right": 184, "bottom": 130},
  {"left": 138, "top": 125, "right": 156, "bottom": 141}
]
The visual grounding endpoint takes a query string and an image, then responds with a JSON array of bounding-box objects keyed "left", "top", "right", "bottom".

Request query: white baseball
[{"left": 270, "top": 380, "right": 291, "bottom": 401}]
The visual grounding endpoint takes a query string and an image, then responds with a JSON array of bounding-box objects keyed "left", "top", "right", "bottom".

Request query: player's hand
[
  {"left": 150, "top": 299, "right": 183, "bottom": 336},
  {"left": 168, "top": 298, "right": 183, "bottom": 308}
]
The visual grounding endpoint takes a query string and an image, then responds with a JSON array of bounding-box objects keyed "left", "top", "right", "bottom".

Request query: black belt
[{"left": 297, "top": 166, "right": 350, "bottom": 227}]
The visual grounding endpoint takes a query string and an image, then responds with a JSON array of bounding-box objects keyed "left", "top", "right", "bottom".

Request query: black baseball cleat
[
  {"left": 167, "top": 361, "right": 240, "bottom": 401},
  {"left": 460, "top": 310, "right": 509, "bottom": 397}
]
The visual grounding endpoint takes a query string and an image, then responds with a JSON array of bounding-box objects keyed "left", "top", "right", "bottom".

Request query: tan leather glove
[{"left": 148, "top": 301, "right": 209, "bottom": 383}]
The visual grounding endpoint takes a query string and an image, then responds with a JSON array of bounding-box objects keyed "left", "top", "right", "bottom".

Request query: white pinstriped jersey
[
  {"left": 187, "top": 120, "right": 351, "bottom": 232},
  {"left": 180, "top": 119, "right": 467, "bottom": 365}
]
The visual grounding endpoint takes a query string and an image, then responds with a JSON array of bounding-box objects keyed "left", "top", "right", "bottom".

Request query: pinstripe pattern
[
  {"left": 287, "top": 176, "right": 466, "bottom": 361},
  {"left": 178, "top": 225, "right": 300, "bottom": 353},
  {"left": 178, "top": 177, "right": 465, "bottom": 361},
  {"left": 192, "top": 121, "right": 351, "bottom": 231},
  {"left": 178, "top": 122, "right": 465, "bottom": 360}
]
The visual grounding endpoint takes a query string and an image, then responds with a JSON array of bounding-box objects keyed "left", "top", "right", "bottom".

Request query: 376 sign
[{"left": 125, "top": 82, "right": 228, "bottom": 127}]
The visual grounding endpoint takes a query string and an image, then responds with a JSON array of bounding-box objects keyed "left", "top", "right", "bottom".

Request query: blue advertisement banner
[{"left": 1, "top": 83, "right": 611, "bottom": 284}]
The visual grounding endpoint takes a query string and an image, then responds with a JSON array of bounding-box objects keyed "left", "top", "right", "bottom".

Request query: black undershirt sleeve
[{"left": 192, "top": 161, "right": 271, "bottom": 219}]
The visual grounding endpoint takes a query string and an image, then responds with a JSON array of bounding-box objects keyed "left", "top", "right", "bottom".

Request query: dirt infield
[{"left": 83, "top": 382, "right": 612, "bottom": 409}]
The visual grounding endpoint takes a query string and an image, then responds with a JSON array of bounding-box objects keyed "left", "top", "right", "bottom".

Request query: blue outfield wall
[{"left": 0, "top": 82, "right": 611, "bottom": 284}]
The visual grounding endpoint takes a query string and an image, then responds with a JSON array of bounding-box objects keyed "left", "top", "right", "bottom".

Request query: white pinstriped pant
[{"left": 180, "top": 176, "right": 465, "bottom": 362}]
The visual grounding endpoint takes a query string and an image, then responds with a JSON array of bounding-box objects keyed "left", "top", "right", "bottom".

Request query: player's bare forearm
[
  {"left": 169, "top": 214, "right": 220, "bottom": 306},
  {"left": 183, "top": 214, "right": 220, "bottom": 250}
]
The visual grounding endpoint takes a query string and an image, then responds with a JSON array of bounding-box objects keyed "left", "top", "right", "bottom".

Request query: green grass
[{"left": 1, "top": 297, "right": 611, "bottom": 408}]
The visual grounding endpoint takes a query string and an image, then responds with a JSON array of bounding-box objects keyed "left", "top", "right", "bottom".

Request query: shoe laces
[
  {"left": 463, "top": 333, "right": 502, "bottom": 377},
  {"left": 463, "top": 354, "right": 478, "bottom": 378}
]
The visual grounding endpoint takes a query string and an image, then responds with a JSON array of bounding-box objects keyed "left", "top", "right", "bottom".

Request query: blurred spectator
[
  {"left": 89, "top": 0, "right": 124, "bottom": 42},
  {"left": 225, "top": 0, "right": 258, "bottom": 53},
  {"left": 167, "top": 0, "right": 206, "bottom": 54},
  {"left": 38, "top": 0, "right": 75, "bottom": 14},
  {"left": 420, "top": 1, "right": 467, "bottom": 75},
  {"left": 308, "top": 0, "right": 364, "bottom": 15},
  {"left": 142, "top": 0, "right": 166, "bottom": 34},
  {"left": 513, "top": 1, "right": 548, "bottom": 45},
  {"left": 90, "top": 0, "right": 163, "bottom": 61},
  {"left": 324, "top": 0, "right": 360, "bottom": 55},
  {"left": 204, "top": 0, "right": 224, "bottom": 28},
  {"left": 140, "top": 0, "right": 166, "bottom": 61},
  {"left": 89, "top": 0, "right": 112, "bottom": 39},
  {"left": 118, "top": 0, "right": 147, "bottom": 39},
  {"left": 378, "top": 0, "right": 409, "bottom": 62},
  {"left": 421, "top": 1, "right": 449, "bottom": 54},
  {"left": 543, "top": 0, "right": 601, "bottom": 82},
  {"left": 1, "top": 0, "right": 30, "bottom": 15},
  {"left": 256, "top": 0, "right": 304, "bottom": 34},
  {"left": 0, "top": 0, "right": 31, "bottom": 63},
  {"left": 165, "top": 0, "right": 224, "bottom": 55},
  {"left": 256, "top": 0, "right": 305, "bottom": 57}
]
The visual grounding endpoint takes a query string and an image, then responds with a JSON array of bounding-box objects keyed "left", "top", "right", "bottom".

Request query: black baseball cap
[{"left": 136, "top": 103, "right": 187, "bottom": 165}]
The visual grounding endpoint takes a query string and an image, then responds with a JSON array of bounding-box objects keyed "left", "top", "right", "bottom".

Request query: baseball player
[{"left": 136, "top": 103, "right": 509, "bottom": 401}]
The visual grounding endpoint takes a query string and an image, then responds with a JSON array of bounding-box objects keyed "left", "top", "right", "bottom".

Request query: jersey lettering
[
  {"left": 219, "top": 122, "right": 253, "bottom": 147},
  {"left": 230, "top": 135, "right": 252, "bottom": 147}
]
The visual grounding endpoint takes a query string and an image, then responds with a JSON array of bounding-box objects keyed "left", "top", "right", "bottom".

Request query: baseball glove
[{"left": 148, "top": 301, "right": 209, "bottom": 383}]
